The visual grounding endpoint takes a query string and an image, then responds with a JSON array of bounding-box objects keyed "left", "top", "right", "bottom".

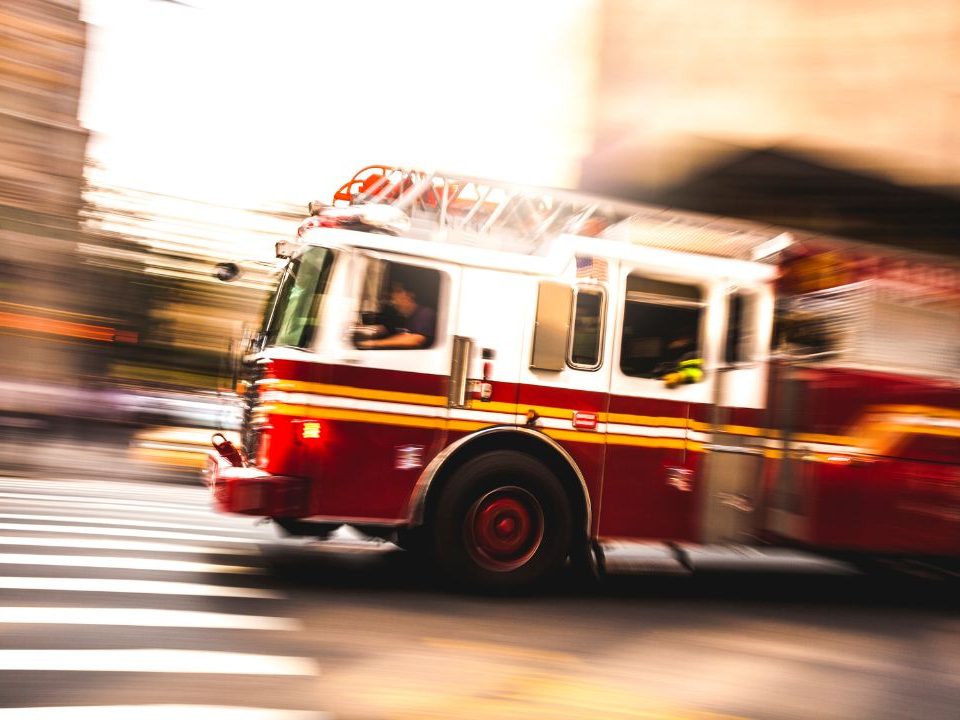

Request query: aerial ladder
[{"left": 321, "top": 165, "right": 785, "bottom": 259}]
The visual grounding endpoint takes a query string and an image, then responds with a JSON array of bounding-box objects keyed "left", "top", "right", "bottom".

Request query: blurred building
[
  {"left": 0, "top": 0, "right": 90, "bottom": 386},
  {"left": 582, "top": 0, "right": 960, "bottom": 256},
  {"left": 584, "top": 144, "right": 960, "bottom": 256}
]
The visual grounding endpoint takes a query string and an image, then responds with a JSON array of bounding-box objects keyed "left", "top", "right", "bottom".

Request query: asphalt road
[{"left": 0, "top": 473, "right": 956, "bottom": 720}]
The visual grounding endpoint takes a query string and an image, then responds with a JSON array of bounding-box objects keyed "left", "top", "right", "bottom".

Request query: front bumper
[{"left": 204, "top": 453, "right": 310, "bottom": 517}]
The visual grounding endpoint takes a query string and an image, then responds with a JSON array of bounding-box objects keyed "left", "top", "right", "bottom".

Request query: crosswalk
[{"left": 0, "top": 476, "right": 328, "bottom": 719}]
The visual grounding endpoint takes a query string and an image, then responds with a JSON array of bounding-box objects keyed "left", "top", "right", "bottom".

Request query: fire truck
[{"left": 207, "top": 165, "right": 960, "bottom": 589}]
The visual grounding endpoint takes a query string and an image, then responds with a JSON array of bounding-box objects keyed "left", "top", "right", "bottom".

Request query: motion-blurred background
[{"left": 2, "top": 0, "right": 959, "bottom": 474}]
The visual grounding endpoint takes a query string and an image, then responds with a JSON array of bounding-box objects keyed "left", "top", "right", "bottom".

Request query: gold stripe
[
  {"left": 448, "top": 419, "right": 495, "bottom": 433},
  {"left": 606, "top": 412, "right": 687, "bottom": 428},
  {"left": 687, "top": 420, "right": 767, "bottom": 437},
  {"left": 867, "top": 404, "right": 960, "bottom": 419},
  {"left": 542, "top": 429, "right": 607, "bottom": 445},
  {"left": 261, "top": 384, "right": 879, "bottom": 449},
  {"left": 264, "top": 403, "right": 700, "bottom": 450},
  {"left": 547, "top": 429, "right": 688, "bottom": 450},
  {"left": 265, "top": 403, "right": 447, "bottom": 430},
  {"left": 605, "top": 434, "right": 685, "bottom": 450},
  {"left": 259, "top": 380, "right": 960, "bottom": 452},
  {"left": 792, "top": 432, "right": 861, "bottom": 446},
  {"left": 872, "top": 423, "right": 960, "bottom": 440},
  {"left": 266, "top": 380, "right": 708, "bottom": 433},
  {"left": 266, "top": 379, "right": 447, "bottom": 407},
  {"left": 522, "top": 404, "right": 593, "bottom": 421},
  {"left": 469, "top": 400, "right": 518, "bottom": 414}
]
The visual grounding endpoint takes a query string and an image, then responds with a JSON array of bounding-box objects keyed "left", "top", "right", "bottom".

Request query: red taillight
[{"left": 256, "top": 430, "right": 271, "bottom": 467}]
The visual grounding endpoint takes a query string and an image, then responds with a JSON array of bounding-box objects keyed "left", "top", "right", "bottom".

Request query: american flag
[{"left": 576, "top": 255, "right": 608, "bottom": 281}]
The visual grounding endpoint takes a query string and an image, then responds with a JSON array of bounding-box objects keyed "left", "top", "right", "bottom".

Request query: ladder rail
[{"left": 330, "top": 165, "right": 786, "bottom": 258}]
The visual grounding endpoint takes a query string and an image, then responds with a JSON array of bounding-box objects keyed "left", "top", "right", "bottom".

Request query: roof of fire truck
[{"left": 291, "top": 165, "right": 960, "bottom": 290}]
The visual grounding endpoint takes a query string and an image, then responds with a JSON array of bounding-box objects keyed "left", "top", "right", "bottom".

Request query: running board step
[
  {"left": 597, "top": 541, "right": 854, "bottom": 576},
  {"left": 597, "top": 541, "right": 692, "bottom": 575}
]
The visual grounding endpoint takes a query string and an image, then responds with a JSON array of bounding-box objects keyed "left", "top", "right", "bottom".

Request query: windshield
[{"left": 262, "top": 247, "right": 334, "bottom": 349}]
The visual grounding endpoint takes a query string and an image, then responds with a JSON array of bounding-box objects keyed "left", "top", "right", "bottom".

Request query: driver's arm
[{"left": 358, "top": 332, "right": 427, "bottom": 349}]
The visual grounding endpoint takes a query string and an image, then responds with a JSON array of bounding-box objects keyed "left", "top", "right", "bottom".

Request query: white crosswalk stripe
[
  {"left": 0, "top": 490, "right": 219, "bottom": 514},
  {"left": 0, "top": 535, "right": 253, "bottom": 555},
  {"left": 0, "top": 522, "right": 257, "bottom": 544},
  {"left": 0, "top": 607, "right": 300, "bottom": 630},
  {"left": 0, "top": 553, "right": 259, "bottom": 574},
  {"left": 0, "top": 649, "right": 318, "bottom": 674},
  {"left": 0, "top": 512, "right": 268, "bottom": 536},
  {"left": 0, "top": 477, "right": 321, "bottom": 714},
  {"left": 0, "top": 576, "right": 282, "bottom": 598},
  {"left": 0, "top": 495, "right": 229, "bottom": 519}
]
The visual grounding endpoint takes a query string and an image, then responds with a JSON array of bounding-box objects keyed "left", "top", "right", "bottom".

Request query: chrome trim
[
  {"left": 703, "top": 444, "right": 766, "bottom": 456},
  {"left": 626, "top": 290, "right": 705, "bottom": 309},
  {"left": 448, "top": 335, "right": 473, "bottom": 408},
  {"left": 405, "top": 426, "right": 592, "bottom": 540}
]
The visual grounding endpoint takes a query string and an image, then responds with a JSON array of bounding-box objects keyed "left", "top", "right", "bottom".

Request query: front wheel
[{"left": 432, "top": 451, "right": 572, "bottom": 591}]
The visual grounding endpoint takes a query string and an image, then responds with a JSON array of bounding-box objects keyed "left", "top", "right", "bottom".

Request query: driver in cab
[{"left": 357, "top": 280, "right": 436, "bottom": 349}]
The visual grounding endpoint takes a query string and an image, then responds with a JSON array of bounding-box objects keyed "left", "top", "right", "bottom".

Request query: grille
[{"left": 240, "top": 359, "right": 264, "bottom": 459}]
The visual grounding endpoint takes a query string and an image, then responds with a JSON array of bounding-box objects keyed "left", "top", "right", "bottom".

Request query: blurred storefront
[{"left": 0, "top": 0, "right": 91, "bottom": 389}]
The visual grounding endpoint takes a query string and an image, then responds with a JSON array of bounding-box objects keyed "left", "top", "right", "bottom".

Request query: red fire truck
[{"left": 207, "top": 165, "right": 960, "bottom": 589}]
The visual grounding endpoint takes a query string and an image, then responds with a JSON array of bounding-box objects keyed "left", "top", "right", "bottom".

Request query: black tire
[{"left": 432, "top": 450, "right": 572, "bottom": 591}]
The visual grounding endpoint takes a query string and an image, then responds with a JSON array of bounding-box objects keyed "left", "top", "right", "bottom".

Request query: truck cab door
[
  {"left": 600, "top": 270, "right": 713, "bottom": 542},
  {"left": 314, "top": 249, "right": 461, "bottom": 522}
]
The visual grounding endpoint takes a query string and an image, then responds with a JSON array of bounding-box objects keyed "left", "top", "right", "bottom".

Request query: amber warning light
[{"left": 300, "top": 421, "right": 322, "bottom": 440}]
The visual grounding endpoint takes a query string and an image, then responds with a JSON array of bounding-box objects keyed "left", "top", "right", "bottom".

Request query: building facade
[{"left": 0, "top": 0, "right": 90, "bottom": 388}]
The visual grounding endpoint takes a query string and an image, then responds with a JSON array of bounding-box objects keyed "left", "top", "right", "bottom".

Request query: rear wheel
[{"left": 432, "top": 450, "right": 571, "bottom": 591}]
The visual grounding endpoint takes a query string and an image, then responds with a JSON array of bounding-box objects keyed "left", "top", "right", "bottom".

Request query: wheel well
[{"left": 419, "top": 430, "right": 590, "bottom": 552}]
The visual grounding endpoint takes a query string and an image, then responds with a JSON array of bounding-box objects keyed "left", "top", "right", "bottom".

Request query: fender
[{"left": 405, "top": 425, "right": 592, "bottom": 536}]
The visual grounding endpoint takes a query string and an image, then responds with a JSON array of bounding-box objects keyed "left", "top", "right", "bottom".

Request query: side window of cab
[
  {"left": 353, "top": 260, "right": 442, "bottom": 350},
  {"left": 619, "top": 275, "right": 705, "bottom": 385}
]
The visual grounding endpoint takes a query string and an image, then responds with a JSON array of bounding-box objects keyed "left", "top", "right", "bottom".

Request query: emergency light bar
[
  {"left": 297, "top": 202, "right": 410, "bottom": 238},
  {"left": 278, "top": 203, "right": 410, "bottom": 257}
]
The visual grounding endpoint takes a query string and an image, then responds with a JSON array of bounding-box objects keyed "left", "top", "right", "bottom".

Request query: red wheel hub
[{"left": 465, "top": 486, "right": 544, "bottom": 572}]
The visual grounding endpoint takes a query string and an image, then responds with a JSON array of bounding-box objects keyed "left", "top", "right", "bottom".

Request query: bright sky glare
[{"left": 80, "top": 0, "right": 599, "bottom": 208}]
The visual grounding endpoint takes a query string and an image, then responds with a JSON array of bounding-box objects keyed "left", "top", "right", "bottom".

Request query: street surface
[{"left": 0, "top": 468, "right": 957, "bottom": 719}]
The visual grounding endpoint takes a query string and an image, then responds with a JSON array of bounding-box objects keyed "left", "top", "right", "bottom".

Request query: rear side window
[
  {"left": 568, "top": 286, "right": 605, "bottom": 370},
  {"left": 725, "top": 291, "right": 758, "bottom": 364}
]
